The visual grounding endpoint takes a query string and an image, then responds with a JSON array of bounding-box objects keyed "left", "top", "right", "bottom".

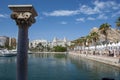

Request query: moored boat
[{"left": 0, "top": 49, "right": 17, "bottom": 57}]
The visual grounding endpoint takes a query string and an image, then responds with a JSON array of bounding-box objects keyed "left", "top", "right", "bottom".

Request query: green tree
[
  {"left": 90, "top": 32, "right": 99, "bottom": 50},
  {"left": 86, "top": 35, "right": 92, "bottom": 47},
  {"left": 53, "top": 45, "right": 67, "bottom": 52},
  {"left": 99, "top": 23, "right": 111, "bottom": 44},
  {"left": 36, "top": 43, "right": 44, "bottom": 52},
  {"left": 116, "top": 17, "right": 120, "bottom": 30}
]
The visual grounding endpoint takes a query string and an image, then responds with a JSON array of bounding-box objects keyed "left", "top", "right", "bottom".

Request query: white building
[
  {"left": 29, "top": 39, "right": 48, "bottom": 48},
  {"left": 51, "top": 37, "right": 71, "bottom": 47},
  {"left": 0, "top": 36, "right": 9, "bottom": 47},
  {"left": 29, "top": 37, "right": 71, "bottom": 48}
]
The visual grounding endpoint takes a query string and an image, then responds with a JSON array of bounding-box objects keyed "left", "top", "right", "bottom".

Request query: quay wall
[
  {"left": 69, "top": 52, "right": 120, "bottom": 68},
  {"left": 32, "top": 52, "right": 68, "bottom": 54}
]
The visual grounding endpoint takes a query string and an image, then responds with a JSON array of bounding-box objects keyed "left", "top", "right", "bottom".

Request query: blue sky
[{"left": 0, "top": 0, "right": 120, "bottom": 41}]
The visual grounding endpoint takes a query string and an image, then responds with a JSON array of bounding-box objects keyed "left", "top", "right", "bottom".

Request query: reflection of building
[
  {"left": 0, "top": 36, "right": 9, "bottom": 47},
  {"left": 52, "top": 37, "right": 71, "bottom": 47},
  {"left": 29, "top": 39, "right": 48, "bottom": 48}
]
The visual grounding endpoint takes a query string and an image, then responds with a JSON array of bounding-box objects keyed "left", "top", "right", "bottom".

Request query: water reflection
[
  {"left": 0, "top": 57, "right": 16, "bottom": 80},
  {"left": 0, "top": 57, "right": 16, "bottom": 63},
  {"left": 29, "top": 53, "right": 67, "bottom": 59},
  {"left": 69, "top": 55, "right": 120, "bottom": 80},
  {"left": 0, "top": 53, "right": 120, "bottom": 80}
]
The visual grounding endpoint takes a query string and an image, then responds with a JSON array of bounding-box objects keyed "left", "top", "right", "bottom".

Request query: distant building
[
  {"left": 9, "top": 37, "right": 16, "bottom": 48},
  {"left": 29, "top": 37, "right": 71, "bottom": 48},
  {"left": 0, "top": 36, "right": 9, "bottom": 47},
  {"left": 29, "top": 39, "right": 48, "bottom": 48},
  {"left": 51, "top": 37, "right": 71, "bottom": 47},
  {"left": 0, "top": 36, "right": 16, "bottom": 48}
]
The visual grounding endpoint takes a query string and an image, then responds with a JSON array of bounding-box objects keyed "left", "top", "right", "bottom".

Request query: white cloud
[
  {"left": 93, "top": 0, "right": 106, "bottom": 9},
  {"left": 87, "top": 17, "right": 95, "bottom": 20},
  {"left": 76, "top": 18, "right": 85, "bottom": 22},
  {"left": 93, "top": 0, "right": 120, "bottom": 10},
  {"left": 0, "top": 14, "right": 8, "bottom": 18},
  {"left": 79, "top": 5, "right": 100, "bottom": 15},
  {"left": 97, "top": 14, "right": 108, "bottom": 20},
  {"left": 60, "top": 21, "right": 67, "bottom": 24},
  {"left": 43, "top": 10, "right": 79, "bottom": 16},
  {"left": 43, "top": 0, "right": 120, "bottom": 19}
]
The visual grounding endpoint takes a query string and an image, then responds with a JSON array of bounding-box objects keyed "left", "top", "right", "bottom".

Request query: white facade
[
  {"left": 0, "top": 36, "right": 9, "bottom": 46},
  {"left": 29, "top": 37, "right": 71, "bottom": 48},
  {"left": 29, "top": 39, "right": 48, "bottom": 48},
  {"left": 51, "top": 37, "right": 71, "bottom": 47}
]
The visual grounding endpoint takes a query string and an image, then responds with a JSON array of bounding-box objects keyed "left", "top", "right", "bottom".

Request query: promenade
[{"left": 69, "top": 51, "right": 120, "bottom": 68}]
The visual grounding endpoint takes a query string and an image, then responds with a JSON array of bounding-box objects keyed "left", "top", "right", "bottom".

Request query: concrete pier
[{"left": 69, "top": 52, "right": 120, "bottom": 68}]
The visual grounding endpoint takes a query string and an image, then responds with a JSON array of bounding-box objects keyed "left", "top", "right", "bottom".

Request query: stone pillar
[
  {"left": 15, "top": 12, "right": 35, "bottom": 80},
  {"left": 8, "top": 5, "right": 37, "bottom": 80}
]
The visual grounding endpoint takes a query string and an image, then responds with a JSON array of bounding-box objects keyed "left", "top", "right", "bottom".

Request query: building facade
[
  {"left": 51, "top": 37, "right": 71, "bottom": 47},
  {"left": 0, "top": 36, "right": 9, "bottom": 47},
  {"left": 0, "top": 36, "right": 16, "bottom": 49},
  {"left": 9, "top": 38, "right": 17, "bottom": 48},
  {"left": 29, "top": 37, "right": 71, "bottom": 48},
  {"left": 29, "top": 39, "right": 48, "bottom": 48}
]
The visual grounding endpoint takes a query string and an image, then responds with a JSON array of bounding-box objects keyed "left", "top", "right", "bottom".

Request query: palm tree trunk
[{"left": 105, "top": 34, "right": 108, "bottom": 49}]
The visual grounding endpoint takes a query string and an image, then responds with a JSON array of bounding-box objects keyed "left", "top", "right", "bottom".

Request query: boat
[
  {"left": 10, "top": 49, "right": 32, "bottom": 54},
  {"left": 0, "top": 49, "right": 17, "bottom": 57}
]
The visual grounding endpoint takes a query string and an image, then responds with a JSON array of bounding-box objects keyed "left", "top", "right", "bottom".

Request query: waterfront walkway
[{"left": 69, "top": 51, "right": 120, "bottom": 68}]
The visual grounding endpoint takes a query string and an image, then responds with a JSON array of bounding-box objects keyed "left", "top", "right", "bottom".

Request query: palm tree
[
  {"left": 99, "top": 23, "right": 111, "bottom": 44},
  {"left": 78, "top": 38, "right": 85, "bottom": 51},
  {"left": 86, "top": 35, "right": 92, "bottom": 47},
  {"left": 90, "top": 32, "right": 99, "bottom": 50},
  {"left": 116, "top": 17, "right": 120, "bottom": 30},
  {"left": 80, "top": 37, "right": 87, "bottom": 52},
  {"left": 36, "top": 43, "right": 44, "bottom": 52},
  {"left": 85, "top": 35, "right": 92, "bottom": 54}
]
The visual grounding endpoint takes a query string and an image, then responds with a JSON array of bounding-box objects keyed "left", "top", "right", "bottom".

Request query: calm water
[{"left": 0, "top": 53, "right": 120, "bottom": 80}]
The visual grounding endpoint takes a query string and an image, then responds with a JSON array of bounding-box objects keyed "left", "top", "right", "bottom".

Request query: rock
[{"left": 90, "top": 27, "right": 120, "bottom": 43}]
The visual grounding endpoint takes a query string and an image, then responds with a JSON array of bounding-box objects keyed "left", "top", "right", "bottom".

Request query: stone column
[
  {"left": 8, "top": 5, "right": 37, "bottom": 80},
  {"left": 13, "top": 12, "right": 35, "bottom": 80}
]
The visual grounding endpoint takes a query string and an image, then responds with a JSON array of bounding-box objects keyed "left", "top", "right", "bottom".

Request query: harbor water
[{"left": 0, "top": 53, "right": 120, "bottom": 80}]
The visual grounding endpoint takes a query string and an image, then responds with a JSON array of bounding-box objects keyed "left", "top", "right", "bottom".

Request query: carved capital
[{"left": 11, "top": 12, "right": 36, "bottom": 27}]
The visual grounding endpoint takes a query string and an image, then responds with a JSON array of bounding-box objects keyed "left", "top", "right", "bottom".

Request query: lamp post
[{"left": 8, "top": 5, "right": 38, "bottom": 80}]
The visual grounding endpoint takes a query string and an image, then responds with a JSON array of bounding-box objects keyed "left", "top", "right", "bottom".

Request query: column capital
[
  {"left": 8, "top": 5, "right": 38, "bottom": 28},
  {"left": 11, "top": 12, "right": 36, "bottom": 27}
]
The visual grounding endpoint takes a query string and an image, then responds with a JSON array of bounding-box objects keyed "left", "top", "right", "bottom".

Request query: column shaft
[{"left": 17, "top": 26, "right": 28, "bottom": 80}]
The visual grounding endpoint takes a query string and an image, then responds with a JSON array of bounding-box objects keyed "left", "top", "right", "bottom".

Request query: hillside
[{"left": 90, "top": 27, "right": 120, "bottom": 43}]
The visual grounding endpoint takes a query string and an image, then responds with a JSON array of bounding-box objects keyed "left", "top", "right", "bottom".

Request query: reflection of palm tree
[
  {"left": 99, "top": 23, "right": 111, "bottom": 44},
  {"left": 116, "top": 17, "right": 120, "bottom": 30},
  {"left": 90, "top": 32, "right": 99, "bottom": 50}
]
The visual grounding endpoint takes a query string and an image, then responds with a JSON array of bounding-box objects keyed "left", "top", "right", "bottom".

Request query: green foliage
[
  {"left": 90, "top": 32, "right": 99, "bottom": 42},
  {"left": 116, "top": 17, "right": 120, "bottom": 29},
  {"left": 0, "top": 45, "right": 4, "bottom": 48},
  {"left": 53, "top": 45, "right": 67, "bottom": 52},
  {"left": 99, "top": 23, "right": 111, "bottom": 35}
]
